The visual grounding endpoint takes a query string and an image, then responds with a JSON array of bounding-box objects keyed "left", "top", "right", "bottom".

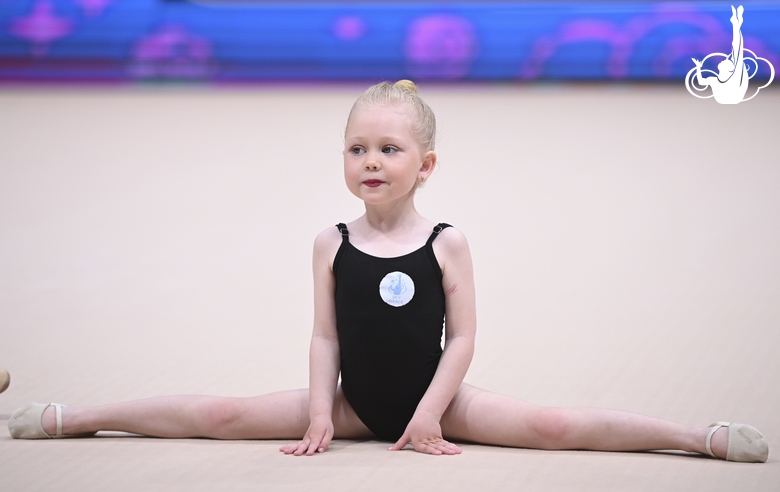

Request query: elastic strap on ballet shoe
[
  {"left": 706, "top": 422, "right": 729, "bottom": 458},
  {"left": 54, "top": 403, "right": 63, "bottom": 437}
]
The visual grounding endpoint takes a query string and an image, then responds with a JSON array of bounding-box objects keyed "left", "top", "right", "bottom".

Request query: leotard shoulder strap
[
  {"left": 425, "top": 223, "right": 452, "bottom": 279},
  {"left": 332, "top": 223, "right": 350, "bottom": 273},
  {"left": 426, "top": 223, "right": 452, "bottom": 246},
  {"left": 336, "top": 223, "right": 350, "bottom": 241}
]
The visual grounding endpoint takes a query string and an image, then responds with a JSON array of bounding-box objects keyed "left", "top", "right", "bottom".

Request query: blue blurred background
[{"left": 1, "top": 1, "right": 778, "bottom": 82}]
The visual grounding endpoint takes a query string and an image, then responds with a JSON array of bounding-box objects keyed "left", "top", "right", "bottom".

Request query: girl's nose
[{"left": 364, "top": 160, "right": 381, "bottom": 171}]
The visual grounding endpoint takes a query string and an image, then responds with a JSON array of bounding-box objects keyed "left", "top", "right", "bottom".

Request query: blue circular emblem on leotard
[{"left": 379, "top": 271, "right": 415, "bottom": 307}]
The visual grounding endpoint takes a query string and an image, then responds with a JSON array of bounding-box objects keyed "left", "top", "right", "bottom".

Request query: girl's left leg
[
  {"left": 440, "top": 384, "right": 727, "bottom": 458},
  {"left": 22, "top": 387, "right": 370, "bottom": 441}
]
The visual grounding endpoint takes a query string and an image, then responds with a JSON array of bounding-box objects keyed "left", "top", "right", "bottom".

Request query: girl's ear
[{"left": 420, "top": 150, "right": 437, "bottom": 179}]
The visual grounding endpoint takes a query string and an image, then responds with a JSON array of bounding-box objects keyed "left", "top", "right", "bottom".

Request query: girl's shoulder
[
  {"left": 313, "top": 225, "right": 344, "bottom": 269},
  {"left": 314, "top": 223, "right": 345, "bottom": 244},
  {"left": 430, "top": 226, "right": 473, "bottom": 281},
  {"left": 432, "top": 224, "right": 470, "bottom": 257}
]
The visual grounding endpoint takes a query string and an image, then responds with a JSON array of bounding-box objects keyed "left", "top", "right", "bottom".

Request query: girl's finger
[
  {"left": 436, "top": 442, "right": 462, "bottom": 455},
  {"left": 305, "top": 435, "right": 323, "bottom": 455},
  {"left": 317, "top": 431, "right": 332, "bottom": 453},
  {"left": 418, "top": 439, "right": 461, "bottom": 455},
  {"left": 293, "top": 438, "right": 310, "bottom": 456},
  {"left": 388, "top": 435, "right": 410, "bottom": 451},
  {"left": 280, "top": 440, "right": 303, "bottom": 454},
  {"left": 415, "top": 442, "right": 443, "bottom": 455}
]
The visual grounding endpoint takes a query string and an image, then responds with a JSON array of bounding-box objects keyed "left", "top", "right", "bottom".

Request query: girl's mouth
[{"left": 363, "top": 180, "right": 385, "bottom": 187}]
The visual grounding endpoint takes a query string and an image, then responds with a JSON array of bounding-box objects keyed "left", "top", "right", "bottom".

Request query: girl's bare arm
[
  {"left": 390, "top": 227, "right": 477, "bottom": 455},
  {"left": 280, "top": 228, "right": 342, "bottom": 456}
]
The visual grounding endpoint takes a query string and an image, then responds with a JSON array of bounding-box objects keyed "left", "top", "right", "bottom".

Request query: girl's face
[{"left": 343, "top": 104, "right": 435, "bottom": 206}]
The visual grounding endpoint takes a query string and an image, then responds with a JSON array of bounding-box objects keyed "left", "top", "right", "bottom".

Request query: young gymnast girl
[{"left": 8, "top": 80, "right": 768, "bottom": 463}]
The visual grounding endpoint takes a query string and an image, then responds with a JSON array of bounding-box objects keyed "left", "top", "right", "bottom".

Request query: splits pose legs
[{"left": 20, "top": 383, "right": 731, "bottom": 459}]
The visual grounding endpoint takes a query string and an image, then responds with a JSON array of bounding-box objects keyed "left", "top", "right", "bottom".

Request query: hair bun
[{"left": 393, "top": 79, "right": 418, "bottom": 94}]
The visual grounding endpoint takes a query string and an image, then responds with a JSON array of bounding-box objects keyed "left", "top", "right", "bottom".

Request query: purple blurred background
[{"left": 1, "top": 1, "right": 778, "bottom": 82}]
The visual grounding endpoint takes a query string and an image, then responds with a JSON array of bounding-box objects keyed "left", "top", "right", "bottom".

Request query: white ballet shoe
[
  {"left": 8, "top": 402, "right": 90, "bottom": 439},
  {"left": 706, "top": 422, "right": 768, "bottom": 463}
]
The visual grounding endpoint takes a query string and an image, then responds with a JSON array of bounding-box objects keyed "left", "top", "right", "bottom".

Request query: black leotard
[{"left": 333, "top": 223, "right": 452, "bottom": 441}]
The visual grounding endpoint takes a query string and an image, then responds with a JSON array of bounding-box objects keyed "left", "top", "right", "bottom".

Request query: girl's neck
[
  {"left": 362, "top": 198, "right": 422, "bottom": 233},
  {"left": 349, "top": 196, "right": 434, "bottom": 257}
]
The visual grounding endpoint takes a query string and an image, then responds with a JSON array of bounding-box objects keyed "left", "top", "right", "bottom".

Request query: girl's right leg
[
  {"left": 33, "top": 386, "right": 372, "bottom": 440},
  {"left": 440, "top": 384, "right": 755, "bottom": 460}
]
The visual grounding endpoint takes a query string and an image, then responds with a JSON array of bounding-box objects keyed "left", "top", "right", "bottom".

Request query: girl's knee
[
  {"left": 199, "top": 398, "right": 246, "bottom": 437},
  {"left": 531, "top": 408, "right": 574, "bottom": 449}
]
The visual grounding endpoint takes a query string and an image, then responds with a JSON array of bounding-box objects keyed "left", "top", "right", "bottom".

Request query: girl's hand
[
  {"left": 388, "top": 411, "right": 462, "bottom": 455},
  {"left": 279, "top": 416, "right": 334, "bottom": 456}
]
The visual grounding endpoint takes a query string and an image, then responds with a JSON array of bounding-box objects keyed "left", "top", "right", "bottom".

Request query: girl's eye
[
  {"left": 382, "top": 146, "right": 397, "bottom": 154},
  {"left": 350, "top": 147, "right": 365, "bottom": 155}
]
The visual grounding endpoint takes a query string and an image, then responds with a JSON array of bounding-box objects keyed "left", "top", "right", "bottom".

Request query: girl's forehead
[{"left": 346, "top": 104, "right": 414, "bottom": 138}]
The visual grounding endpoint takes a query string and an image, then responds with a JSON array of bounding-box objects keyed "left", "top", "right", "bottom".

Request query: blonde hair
[{"left": 346, "top": 80, "right": 437, "bottom": 152}]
